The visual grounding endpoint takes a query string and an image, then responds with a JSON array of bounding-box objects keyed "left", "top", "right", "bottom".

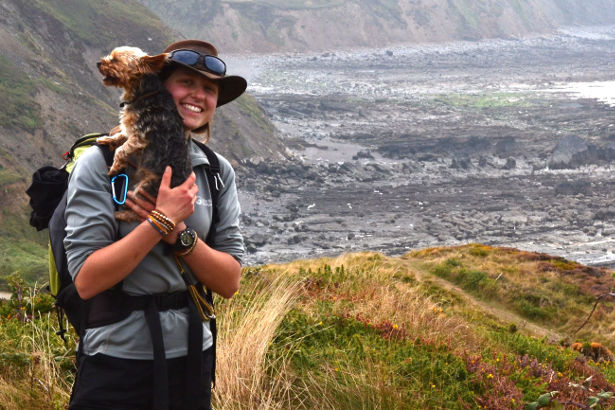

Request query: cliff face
[
  {"left": 0, "top": 0, "right": 283, "bottom": 245},
  {"left": 138, "top": 0, "right": 615, "bottom": 54}
]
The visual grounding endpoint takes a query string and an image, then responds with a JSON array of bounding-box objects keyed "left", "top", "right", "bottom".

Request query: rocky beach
[{"left": 229, "top": 26, "right": 615, "bottom": 267}]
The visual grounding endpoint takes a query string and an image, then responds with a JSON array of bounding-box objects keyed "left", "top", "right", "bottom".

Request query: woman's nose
[{"left": 189, "top": 84, "right": 206, "bottom": 99}]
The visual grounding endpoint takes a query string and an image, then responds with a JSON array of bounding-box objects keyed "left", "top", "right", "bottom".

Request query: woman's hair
[{"left": 159, "top": 63, "right": 212, "bottom": 140}]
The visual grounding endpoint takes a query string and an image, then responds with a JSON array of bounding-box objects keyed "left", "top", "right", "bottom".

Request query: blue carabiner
[{"left": 111, "top": 174, "right": 129, "bottom": 205}]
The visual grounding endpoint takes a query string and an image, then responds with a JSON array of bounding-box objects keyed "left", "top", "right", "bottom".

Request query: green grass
[
  {"left": 0, "top": 170, "right": 23, "bottom": 187},
  {"left": 31, "top": 0, "right": 171, "bottom": 47},
  {"left": 0, "top": 206, "right": 48, "bottom": 287},
  {"left": 0, "top": 56, "right": 41, "bottom": 132},
  {"left": 433, "top": 92, "right": 533, "bottom": 109},
  {"left": 0, "top": 236, "right": 47, "bottom": 288},
  {"left": 449, "top": 0, "right": 480, "bottom": 30},
  {"left": 423, "top": 246, "right": 605, "bottom": 328},
  {"left": 274, "top": 309, "right": 477, "bottom": 408},
  {"left": 223, "top": 0, "right": 343, "bottom": 9},
  {"left": 0, "top": 278, "right": 74, "bottom": 409},
  {"left": 235, "top": 94, "right": 276, "bottom": 135}
]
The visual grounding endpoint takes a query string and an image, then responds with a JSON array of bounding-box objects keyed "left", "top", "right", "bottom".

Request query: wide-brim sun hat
[{"left": 163, "top": 39, "right": 247, "bottom": 107}]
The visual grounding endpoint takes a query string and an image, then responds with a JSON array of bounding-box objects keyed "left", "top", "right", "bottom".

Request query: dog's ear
[{"left": 140, "top": 53, "right": 169, "bottom": 72}]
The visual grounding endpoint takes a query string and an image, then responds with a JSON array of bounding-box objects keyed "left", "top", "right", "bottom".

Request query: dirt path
[{"left": 402, "top": 259, "right": 566, "bottom": 343}]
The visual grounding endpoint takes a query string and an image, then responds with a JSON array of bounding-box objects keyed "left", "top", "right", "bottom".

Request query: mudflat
[{"left": 234, "top": 26, "right": 615, "bottom": 267}]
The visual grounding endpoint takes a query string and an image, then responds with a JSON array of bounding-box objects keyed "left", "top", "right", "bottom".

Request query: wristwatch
[{"left": 174, "top": 227, "right": 198, "bottom": 256}]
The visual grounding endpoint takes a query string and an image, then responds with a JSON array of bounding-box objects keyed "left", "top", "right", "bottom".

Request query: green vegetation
[
  {"left": 0, "top": 170, "right": 23, "bottom": 187},
  {"left": 506, "top": 0, "right": 532, "bottom": 30},
  {"left": 0, "top": 236, "right": 47, "bottom": 288},
  {"left": 0, "top": 277, "right": 73, "bottom": 409},
  {"left": 433, "top": 92, "right": 533, "bottom": 109},
  {"left": 449, "top": 0, "right": 480, "bottom": 30},
  {"left": 355, "top": 0, "right": 405, "bottom": 25},
  {"left": 36, "top": 77, "right": 70, "bottom": 96},
  {"left": 235, "top": 94, "right": 276, "bottom": 135},
  {"left": 0, "top": 56, "right": 41, "bottom": 132},
  {"left": 31, "top": 0, "right": 171, "bottom": 47},
  {"left": 418, "top": 244, "right": 614, "bottom": 336},
  {"left": 223, "top": 0, "right": 343, "bottom": 10},
  {"left": 1, "top": 245, "right": 614, "bottom": 408},
  {"left": 0, "top": 202, "right": 48, "bottom": 288}
]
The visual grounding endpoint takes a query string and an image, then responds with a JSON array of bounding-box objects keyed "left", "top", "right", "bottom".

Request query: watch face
[{"left": 179, "top": 229, "right": 194, "bottom": 247}]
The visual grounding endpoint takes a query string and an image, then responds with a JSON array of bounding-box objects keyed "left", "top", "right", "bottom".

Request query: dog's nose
[{"left": 96, "top": 61, "right": 101, "bottom": 68}]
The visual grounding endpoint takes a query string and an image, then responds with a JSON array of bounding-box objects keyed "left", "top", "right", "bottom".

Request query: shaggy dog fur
[{"left": 96, "top": 46, "right": 191, "bottom": 220}]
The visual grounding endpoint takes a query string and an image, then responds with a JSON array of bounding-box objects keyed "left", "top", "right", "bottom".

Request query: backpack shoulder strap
[
  {"left": 190, "top": 139, "right": 222, "bottom": 387},
  {"left": 95, "top": 142, "right": 115, "bottom": 168},
  {"left": 191, "top": 139, "right": 221, "bottom": 247}
]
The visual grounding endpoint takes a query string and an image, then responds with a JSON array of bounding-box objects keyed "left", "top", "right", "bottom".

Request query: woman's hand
[
  {"left": 124, "top": 167, "right": 198, "bottom": 243},
  {"left": 155, "top": 167, "right": 198, "bottom": 224}
]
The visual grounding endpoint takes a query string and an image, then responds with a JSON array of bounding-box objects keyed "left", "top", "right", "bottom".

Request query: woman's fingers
[
  {"left": 160, "top": 166, "right": 172, "bottom": 189},
  {"left": 124, "top": 198, "right": 149, "bottom": 220},
  {"left": 137, "top": 189, "right": 157, "bottom": 205},
  {"left": 128, "top": 190, "right": 155, "bottom": 211},
  {"left": 154, "top": 169, "right": 199, "bottom": 224}
]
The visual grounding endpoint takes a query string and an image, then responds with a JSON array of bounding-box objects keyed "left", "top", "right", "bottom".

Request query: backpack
[
  {"left": 26, "top": 133, "right": 223, "bottom": 398},
  {"left": 27, "top": 132, "right": 111, "bottom": 318}
]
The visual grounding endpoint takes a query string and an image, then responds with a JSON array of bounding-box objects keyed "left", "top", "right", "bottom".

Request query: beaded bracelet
[
  {"left": 151, "top": 209, "right": 176, "bottom": 231},
  {"left": 146, "top": 216, "right": 168, "bottom": 236}
]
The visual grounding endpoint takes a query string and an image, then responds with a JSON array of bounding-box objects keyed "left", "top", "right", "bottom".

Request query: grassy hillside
[{"left": 1, "top": 244, "right": 614, "bottom": 408}]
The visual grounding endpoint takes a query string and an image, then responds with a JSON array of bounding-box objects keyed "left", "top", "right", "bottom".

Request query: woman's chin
[{"left": 181, "top": 117, "right": 205, "bottom": 131}]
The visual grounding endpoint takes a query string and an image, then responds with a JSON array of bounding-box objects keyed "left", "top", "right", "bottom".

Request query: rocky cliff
[{"left": 139, "top": 0, "right": 615, "bottom": 53}]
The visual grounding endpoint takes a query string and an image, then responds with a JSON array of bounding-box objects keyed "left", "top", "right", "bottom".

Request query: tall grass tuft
[
  {"left": 213, "top": 272, "right": 301, "bottom": 409},
  {"left": 0, "top": 280, "right": 74, "bottom": 409}
]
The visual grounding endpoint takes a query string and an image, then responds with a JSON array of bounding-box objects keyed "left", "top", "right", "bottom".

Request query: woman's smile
[{"left": 182, "top": 103, "right": 203, "bottom": 113}]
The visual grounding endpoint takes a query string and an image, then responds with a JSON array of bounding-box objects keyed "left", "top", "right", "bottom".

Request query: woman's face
[{"left": 164, "top": 67, "right": 219, "bottom": 132}]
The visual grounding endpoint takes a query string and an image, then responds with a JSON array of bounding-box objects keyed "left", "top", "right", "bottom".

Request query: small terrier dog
[{"left": 96, "top": 46, "right": 191, "bottom": 220}]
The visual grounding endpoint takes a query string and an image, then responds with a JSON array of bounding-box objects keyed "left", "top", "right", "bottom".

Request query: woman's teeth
[{"left": 183, "top": 104, "right": 202, "bottom": 113}]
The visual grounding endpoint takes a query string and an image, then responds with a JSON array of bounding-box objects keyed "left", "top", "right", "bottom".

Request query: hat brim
[{"left": 168, "top": 61, "right": 247, "bottom": 107}]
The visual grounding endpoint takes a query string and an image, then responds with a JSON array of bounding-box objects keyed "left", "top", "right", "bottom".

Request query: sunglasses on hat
[{"left": 169, "top": 49, "right": 227, "bottom": 76}]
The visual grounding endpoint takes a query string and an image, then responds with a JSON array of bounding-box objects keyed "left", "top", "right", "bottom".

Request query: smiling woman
[{"left": 65, "top": 40, "right": 248, "bottom": 410}]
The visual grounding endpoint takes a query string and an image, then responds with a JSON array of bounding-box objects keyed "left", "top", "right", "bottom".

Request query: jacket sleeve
[{"left": 63, "top": 146, "right": 118, "bottom": 279}]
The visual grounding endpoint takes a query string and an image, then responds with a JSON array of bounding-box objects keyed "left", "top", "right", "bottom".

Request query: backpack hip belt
[{"left": 84, "top": 289, "right": 190, "bottom": 328}]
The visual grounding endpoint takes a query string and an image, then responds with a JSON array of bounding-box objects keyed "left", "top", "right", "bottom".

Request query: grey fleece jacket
[{"left": 64, "top": 139, "right": 244, "bottom": 359}]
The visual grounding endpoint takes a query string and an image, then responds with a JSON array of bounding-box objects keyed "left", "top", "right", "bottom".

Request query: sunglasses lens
[
  {"left": 204, "top": 56, "right": 226, "bottom": 76},
  {"left": 171, "top": 50, "right": 227, "bottom": 76},
  {"left": 171, "top": 50, "right": 200, "bottom": 66}
]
